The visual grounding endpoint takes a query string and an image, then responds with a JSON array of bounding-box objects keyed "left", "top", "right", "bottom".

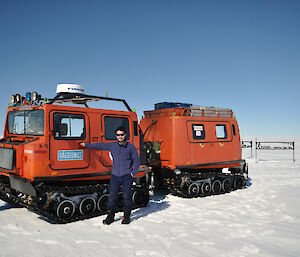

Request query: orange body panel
[
  {"left": 0, "top": 104, "right": 145, "bottom": 182},
  {"left": 140, "top": 107, "right": 242, "bottom": 170}
]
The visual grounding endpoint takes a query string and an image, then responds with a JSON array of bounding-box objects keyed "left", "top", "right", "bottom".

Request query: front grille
[{"left": 0, "top": 148, "right": 15, "bottom": 170}]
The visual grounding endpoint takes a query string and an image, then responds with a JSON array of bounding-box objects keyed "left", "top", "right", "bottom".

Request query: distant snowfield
[{"left": 0, "top": 137, "right": 299, "bottom": 257}]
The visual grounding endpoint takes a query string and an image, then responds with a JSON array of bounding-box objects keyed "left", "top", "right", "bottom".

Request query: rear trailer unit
[{"left": 140, "top": 102, "right": 248, "bottom": 197}]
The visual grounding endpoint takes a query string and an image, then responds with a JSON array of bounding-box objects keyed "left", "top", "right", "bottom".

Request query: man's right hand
[{"left": 79, "top": 142, "right": 86, "bottom": 148}]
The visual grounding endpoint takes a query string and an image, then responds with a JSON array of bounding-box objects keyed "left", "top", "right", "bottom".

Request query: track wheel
[
  {"left": 212, "top": 180, "right": 222, "bottom": 194},
  {"left": 132, "top": 190, "right": 149, "bottom": 207},
  {"left": 201, "top": 182, "right": 211, "bottom": 196},
  {"left": 188, "top": 183, "right": 199, "bottom": 197},
  {"left": 222, "top": 179, "right": 231, "bottom": 192},
  {"left": 37, "top": 193, "right": 49, "bottom": 208},
  {"left": 97, "top": 194, "right": 109, "bottom": 212},
  {"left": 79, "top": 197, "right": 96, "bottom": 216},
  {"left": 56, "top": 200, "right": 75, "bottom": 219},
  {"left": 233, "top": 177, "right": 244, "bottom": 189}
]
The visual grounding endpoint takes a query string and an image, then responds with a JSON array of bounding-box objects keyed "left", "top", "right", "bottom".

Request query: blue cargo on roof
[{"left": 154, "top": 102, "right": 192, "bottom": 110}]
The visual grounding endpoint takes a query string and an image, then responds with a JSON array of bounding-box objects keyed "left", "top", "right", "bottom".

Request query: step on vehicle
[
  {"left": 140, "top": 102, "right": 248, "bottom": 198},
  {"left": 0, "top": 84, "right": 150, "bottom": 223}
]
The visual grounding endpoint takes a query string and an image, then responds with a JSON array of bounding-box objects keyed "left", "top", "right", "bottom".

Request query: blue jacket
[{"left": 85, "top": 141, "right": 140, "bottom": 177}]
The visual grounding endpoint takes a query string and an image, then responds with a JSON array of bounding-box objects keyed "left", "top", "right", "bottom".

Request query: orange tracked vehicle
[
  {"left": 0, "top": 85, "right": 248, "bottom": 223},
  {"left": 140, "top": 102, "right": 248, "bottom": 197},
  {"left": 0, "top": 85, "right": 150, "bottom": 223}
]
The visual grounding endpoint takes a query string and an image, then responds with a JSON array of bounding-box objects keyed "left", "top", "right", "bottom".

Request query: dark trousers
[{"left": 107, "top": 174, "right": 134, "bottom": 211}]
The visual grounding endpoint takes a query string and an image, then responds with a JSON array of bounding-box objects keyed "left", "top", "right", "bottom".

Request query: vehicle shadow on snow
[
  {"left": 0, "top": 202, "right": 21, "bottom": 211},
  {"left": 116, "top": 189, "right": 170, "bottom": 222}
]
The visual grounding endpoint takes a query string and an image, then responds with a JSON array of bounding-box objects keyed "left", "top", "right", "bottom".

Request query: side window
[
  {"left": 54, "top": 113, "right": 85, "bottom": 140},
  {"left": 232, "top": 124, "right": 236, "bottom": 136},
  {"left": 104, "top": 116, "right": 130, "bottom": 140},
  {"left": 216, "top": 124, "right": 227, "bottom": 139},
  {"left": 134, "top": 121, "right": 138, "bottom": 136},
  {"left": 192, "top": 124, "right": 205, "bottom": 139}
]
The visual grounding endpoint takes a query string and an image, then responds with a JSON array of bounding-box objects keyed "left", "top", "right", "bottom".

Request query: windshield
[{"left": 7, "top": 109, "right": 44, "bottom": 136}]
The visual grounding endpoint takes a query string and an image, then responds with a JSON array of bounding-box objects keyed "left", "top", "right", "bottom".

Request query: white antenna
[{"left": 56, "top": 84, "right": 85, "bottom": 94}]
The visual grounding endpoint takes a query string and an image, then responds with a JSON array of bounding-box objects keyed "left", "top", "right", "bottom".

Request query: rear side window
[
  {"left": 104, "top": 116, "right": 130, "bottom": 140},
  {"left": 54, "top": 113, "right": 86, "bottom": 140},
  {"left": 192, "top": 124, "right": 205, "bottom": 139},
  {"left": 232, "top": 124, "right": 236, "bottom": 136},
  {"left": 216, "top": 124, "right": 227, "bottom": 139}
]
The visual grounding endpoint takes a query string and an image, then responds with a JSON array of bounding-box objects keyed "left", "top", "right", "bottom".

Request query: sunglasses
[{"left": 116, "top": 133, "right": 125, "bottom": 137}]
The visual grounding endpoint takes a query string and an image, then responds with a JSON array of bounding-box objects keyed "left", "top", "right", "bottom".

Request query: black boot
[
  {"left": 103, "top": 211, "right": 115, "bottom": 225},
  {"left": 121, "top": 210, "right": 131, "bottom": 224}
]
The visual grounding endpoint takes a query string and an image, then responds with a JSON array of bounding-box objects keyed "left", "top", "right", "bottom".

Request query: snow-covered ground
[{"left": 0, "top": 137, "right": 299, "bottom": 257}]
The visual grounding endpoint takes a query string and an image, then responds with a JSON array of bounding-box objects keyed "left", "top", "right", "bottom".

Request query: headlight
[
  {"left": 15, "top": 94, "right": 21, "bottom": 103},
  {"left": 31, "top": 92, "right": 41, "bottom": 101},
  {"left": 10, "top": 94, "right": 16, "bottom": 103}
]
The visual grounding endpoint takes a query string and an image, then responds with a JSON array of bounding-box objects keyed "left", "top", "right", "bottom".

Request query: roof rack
[
  {"left": 47, "top": 92, "right": 132, "bottom": 112},
  {"left": 189, "top": 106, "right": 233, "bottom": 117},
  {"left": 144, "top": 105, "right": 233, "bottom": 118}
]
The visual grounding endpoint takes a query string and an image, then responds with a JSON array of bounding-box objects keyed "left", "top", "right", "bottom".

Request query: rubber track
[
  {"left": 166, "top": 174, "right": 247, "bottom": 198},
  {"left": 1, "top": 182, "right": 149, "bottom": 224}
]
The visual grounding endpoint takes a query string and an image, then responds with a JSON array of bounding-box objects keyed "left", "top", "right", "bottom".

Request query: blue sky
[{"left": 0, "top": 0, "right": 299, "bottom": 137}]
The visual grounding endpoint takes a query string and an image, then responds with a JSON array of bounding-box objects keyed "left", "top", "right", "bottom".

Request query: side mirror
[{"left": 59, "top": 123, "right": 68, "bottom": 136}]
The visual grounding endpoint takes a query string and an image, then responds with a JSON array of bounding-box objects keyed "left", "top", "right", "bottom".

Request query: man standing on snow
[{"left": 79, "top": 126, "right": 140, "bottom": 225}]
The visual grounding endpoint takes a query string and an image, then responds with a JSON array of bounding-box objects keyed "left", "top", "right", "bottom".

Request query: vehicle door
[
  {"left": 100, "top": 114, "right": 131, "bottom": 167},
  {"left": 49, "top": 111, "right": 89, "bottom": 170}
]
